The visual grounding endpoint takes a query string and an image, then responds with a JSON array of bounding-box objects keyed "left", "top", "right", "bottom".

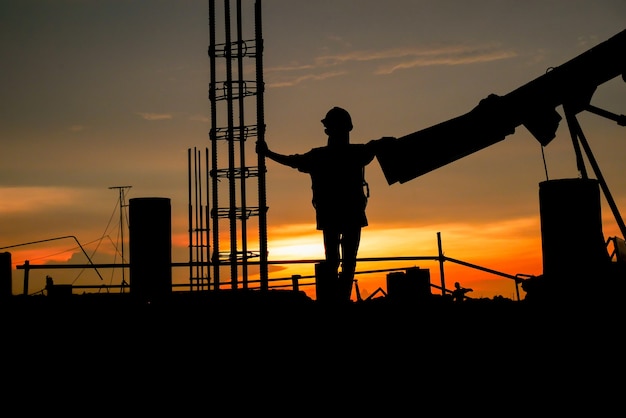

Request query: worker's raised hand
[
  {"left": 255, "top": 140, "right": 268, "bottom": 155},
  {"left": 368, "top": 136, "right": 396, "bottom": 154}
]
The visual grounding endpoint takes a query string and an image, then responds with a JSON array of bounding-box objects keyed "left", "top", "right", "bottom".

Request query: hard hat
[{"left": 321, "top": 107, "right": 353, "bottom": 132}]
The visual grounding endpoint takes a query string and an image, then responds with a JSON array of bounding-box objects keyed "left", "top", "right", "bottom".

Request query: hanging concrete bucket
[{"left": 539, "top": 178, "right": 610, "bottom": 286}]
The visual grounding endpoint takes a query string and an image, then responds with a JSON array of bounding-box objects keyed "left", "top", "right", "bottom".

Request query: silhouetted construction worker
[
  {"left": 452, "top": 281, "right": 473, "bottom": 302},
  {"left": 257, "top": 106, "right": 393, "bottom": 302}
]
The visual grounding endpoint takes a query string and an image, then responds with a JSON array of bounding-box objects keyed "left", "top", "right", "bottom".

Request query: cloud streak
[
  {"left": 137, "top": 112, "right": 173, "bottom": 121},
  {"left": 266, "top": 43, "right": 517, "bottom": 87},
  {"left": 374, "top": 48, "right": 517, "bottom": 74},
  {"left": 266, "top": 71, "right": 347, "bottom": 88}
]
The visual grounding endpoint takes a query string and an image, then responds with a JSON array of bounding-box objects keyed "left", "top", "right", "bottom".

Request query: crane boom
[{"left": 376, "top": 28, "right": 626, "bottom": 185}]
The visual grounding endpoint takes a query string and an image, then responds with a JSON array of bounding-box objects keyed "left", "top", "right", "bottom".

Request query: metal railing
[{"left": 11, "top": 254, "right": 528, "bottom": 302}]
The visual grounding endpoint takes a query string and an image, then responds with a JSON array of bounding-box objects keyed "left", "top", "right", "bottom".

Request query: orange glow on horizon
[
  {"left": 8, "top": 206, "right": 619, "bottom": 300},
  {"left": 220, "top": 216, "right": 546, "bottom": 300}
]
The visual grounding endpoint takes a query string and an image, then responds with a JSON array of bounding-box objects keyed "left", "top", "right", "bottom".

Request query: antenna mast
[{"left": 109, "top": 185, "right": 132, "bottom": 291}]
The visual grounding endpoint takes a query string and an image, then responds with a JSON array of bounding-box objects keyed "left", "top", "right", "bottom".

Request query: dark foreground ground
[
  {"left": 5, "top": 288, "right": 624, "bottom": 347},
  {"left": 3, "top": 289, "right": 624, "bottom": 413}
]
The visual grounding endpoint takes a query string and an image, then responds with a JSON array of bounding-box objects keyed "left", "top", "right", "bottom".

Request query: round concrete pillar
[
  {"left": 539, "top": 178, "right": 609, "bottom": 281},
  {"left": 129, "top": 197, "right": 172, "bottom": 301}
]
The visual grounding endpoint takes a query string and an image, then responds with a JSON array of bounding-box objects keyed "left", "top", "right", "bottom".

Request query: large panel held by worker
[
  {"left": 375, "top": 104, "right": 516, "bottom": 185},
  {"left": 129, "top": 197, "right": 172, "bottom": 301}
]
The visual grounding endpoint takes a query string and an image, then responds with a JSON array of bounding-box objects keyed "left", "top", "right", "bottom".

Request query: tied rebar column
[{"left": 207, "top": 0, "right": 267, "bottom": 291}]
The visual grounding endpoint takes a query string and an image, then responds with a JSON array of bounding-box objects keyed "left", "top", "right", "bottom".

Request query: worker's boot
[
  {"left": 338, "top": 272, "right": 353, "bottom": 303},
  {"left": 315, "top": 261, "right": 339, "bottom": 304}
]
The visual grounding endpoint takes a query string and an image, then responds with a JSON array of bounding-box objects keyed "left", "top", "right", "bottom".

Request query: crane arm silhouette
[{"left": 376, "top": 28, "right": 626, "bottom": 185}]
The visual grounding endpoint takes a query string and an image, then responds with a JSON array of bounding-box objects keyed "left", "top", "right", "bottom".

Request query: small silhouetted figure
[
  {"left": 452, "top": 281, "right": 473, "bottom": 302},
  {"left": 257, "top": 106, "right": 393, "bottom": 302}
]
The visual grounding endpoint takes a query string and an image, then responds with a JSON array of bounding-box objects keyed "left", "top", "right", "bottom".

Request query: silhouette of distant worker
[
  {"left": 452, "top": 281, "right": 473, "bottom": 302},
  {"left": 257, "top": 106, "right": 393, "bottom": 302}
]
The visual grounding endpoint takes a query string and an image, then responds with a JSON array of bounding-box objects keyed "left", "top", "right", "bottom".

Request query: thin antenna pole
[{"left": 109, "top": 186, "right": 132, "bottom": 291}]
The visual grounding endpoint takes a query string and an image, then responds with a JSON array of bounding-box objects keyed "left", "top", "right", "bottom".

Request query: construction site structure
[{"left": 188, "top": 0, "right": 268, "bottom": 291}]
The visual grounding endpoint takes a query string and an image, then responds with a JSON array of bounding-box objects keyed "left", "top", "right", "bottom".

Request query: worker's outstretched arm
[
  {"left": 367, "top": 136, "right": 397, "bottom": 155},
  {"left": 256, "top": 140, "right": 299, "bottom": 168}
]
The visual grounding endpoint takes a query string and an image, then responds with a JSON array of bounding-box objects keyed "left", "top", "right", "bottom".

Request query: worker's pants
[{"left": 323, "top": 227, "right": 361, "bottom": 301}]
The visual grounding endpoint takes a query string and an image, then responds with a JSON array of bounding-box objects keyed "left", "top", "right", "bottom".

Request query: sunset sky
[{"left": 1, "top": 0, "right": 625, "bottom": 300}]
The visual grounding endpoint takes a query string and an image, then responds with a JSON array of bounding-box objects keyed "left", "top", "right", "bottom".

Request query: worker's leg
[
  {"left": 322, "top": 229, "right": 341, "bottom": 276},
  {"left": 339, "top": 227, "right": 361, "bottom": 301},
  {"left": 319, "top": 229, "right": 344, "bottom": 302}
]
